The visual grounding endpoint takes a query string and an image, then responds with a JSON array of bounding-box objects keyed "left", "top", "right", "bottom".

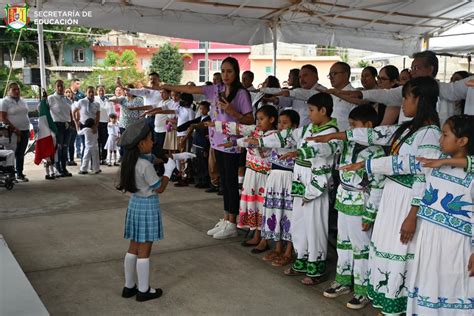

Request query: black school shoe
[
  {"left": 121, "top": 285, "right": 138, "bottom": 298},
  {"left": 136, "top": 287, "right": 163, "bottom": 302}
]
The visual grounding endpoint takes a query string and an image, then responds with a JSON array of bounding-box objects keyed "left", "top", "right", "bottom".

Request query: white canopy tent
[{"left": 4, "top": 0, "right": 474, "bottom": 87}]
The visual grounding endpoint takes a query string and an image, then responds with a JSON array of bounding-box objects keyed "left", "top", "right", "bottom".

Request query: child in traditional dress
[
  {"left": 105, "top": 113, "right": 120, "bottom": 166},
  {"left": 77, "top": 118, "right": 101, "bottom": 175},
  {"left": 310, "top": 77, "right": 442, "bottom": 314},
  {"left": 320, "top": 105, "right": 385, "bottom": 310},
  {"left": 243, "top": 109, "right": 300, "bottom": 266},
  {"left": 341, "top": 114, "right": 474, "bottom": 315},
  {"left": 117, "top": 119, "right": 176, "bottom": 302},
  {"left": 259, "top": 92, "right": 339, "bottom": 285},
  {"left": 207, "top": 105, "right": 278, "bottom": 243}
]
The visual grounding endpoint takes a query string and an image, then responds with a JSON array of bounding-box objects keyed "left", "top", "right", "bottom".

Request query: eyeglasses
[
  {"left": 410, "top": 65, "right": 425, "bottom": 72},
  {"left": 327, "top": 71, "right": 345, "bottom": 78},
  {"left": 376, "top": 76, "right": 390, "bottom": 81}
]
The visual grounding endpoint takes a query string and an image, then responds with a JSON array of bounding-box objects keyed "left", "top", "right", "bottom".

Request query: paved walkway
[{"left": 0, "top": 154, "right": 377, "bottom": 315}]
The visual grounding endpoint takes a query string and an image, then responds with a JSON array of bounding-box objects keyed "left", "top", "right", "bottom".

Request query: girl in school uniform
[
  {"left": 312, "top": 77, "right": 442, "bottom": 314},
  {"left": 117, "top": 119, "right": 176, "bottom": 302},
  {"left": 342, "top": 114, "right": 474, "bottom": 315}
]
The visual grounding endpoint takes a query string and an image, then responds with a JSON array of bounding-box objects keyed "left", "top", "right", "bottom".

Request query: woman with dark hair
[
  {"left": 262, "top": 75, "right": 280, "bottom": 89},
  {"left": 399, "top": 68, "right": 411, "bottom": 85},
  {"left": 376, "top": 65, "right": 400, "bottom": 125},
  {"left": 360, "top": 66, "right": 378, "bottom": 90},
  {"left": 160, "top": 56, "right": 254, "bottom": 239},
  {"left": 0, "top": 82, "right": 31, "bottom": 182},
  {"left": 288, "top": 68, "right": 300, "bottom": 89},
  {"left": 450, "top": 70, "right": 471, "bottom": 114}
]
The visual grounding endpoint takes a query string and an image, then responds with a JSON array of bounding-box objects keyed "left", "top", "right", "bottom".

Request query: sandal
[
  {"left": 262, "top": 250, "right": 281, "bottom": 261},
  {"left": 284, "top": 266, "right": 303, "bottom": 276},
  {"left": 272, "top": 255, "right": 293, "bottom": 267},
  {"left": 301, "top": 276, "right": 323, "bottom": 286}
]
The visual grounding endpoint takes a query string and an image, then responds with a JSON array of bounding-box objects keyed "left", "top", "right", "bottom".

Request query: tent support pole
[
  {"left": 37, "top": 0, "right": 47, "bottom": 91},
  {"left": 271, "top": 23, "right": 277, "bottom": 76}
]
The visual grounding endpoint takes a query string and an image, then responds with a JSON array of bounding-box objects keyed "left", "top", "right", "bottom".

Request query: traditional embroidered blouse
[
  {"left": 366, "top": 154, "right": 474, "bottom": 246},
  {"left": 214, "top": 121, "right": 274, "bottom": 174},
  {"left": 346, "top": 124, "right": 441, "bottom": 206}
]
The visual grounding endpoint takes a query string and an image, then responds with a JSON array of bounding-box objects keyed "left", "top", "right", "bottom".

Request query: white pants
[
  {"left": 336, "top": 212, "right": 372, "bottom": 296},
  {"left": 292, "top": 193, "right": 329, "bottom": 263},
  {"left": 80, "top": 146, "right": 100, "bottom": 172}
]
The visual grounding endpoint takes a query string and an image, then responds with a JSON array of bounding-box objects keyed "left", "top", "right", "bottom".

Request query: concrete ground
[{"left": 0, "top": 154, "right": 377, "bottom": 315}]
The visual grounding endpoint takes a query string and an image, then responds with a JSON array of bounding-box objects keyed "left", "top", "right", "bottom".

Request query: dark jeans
[
  {"left": 15, "top": 130, "right": 29, "bottom": 176},
  {"left": 119, "top": 127, "right": 125, "bottom": 157},
  {"left": 54, "top": 122, "right": 70, "bottom": 173},
  {"left": 153, "top": 131, "right": 166, "bottom": 157},
  {"left": 194, "top": 147, "right": 210, "bottom": 185},
  {"left": 68, "top": 126, "right": 77, "bottom": 162},
  {"left": 215, "top": 150, "right": 240, "bottom": 215},
  {"left": 98, "top": 122, "right": 108, "bottom": 161}
]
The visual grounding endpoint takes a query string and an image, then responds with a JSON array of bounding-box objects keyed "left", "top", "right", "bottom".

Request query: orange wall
[{"left": 249, "top": 56, "right": 340, "bottom": 88}]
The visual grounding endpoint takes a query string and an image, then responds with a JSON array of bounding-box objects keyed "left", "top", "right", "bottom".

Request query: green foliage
[
  {"left": 317, "top": 45, "right": 337, "bottom": 56},
  {"left": 150, "top": 43, "right": 184, "bottom": 84},
  {"left": 357, "top": 60, "right": 370, "bottom": 68},
  {"left": 0, "top": 66, "right": 37, "bottom": 98},
  {"left": 0, "top": 21, "right": 38, "bottom": 64},
  {"left": 82, "top": 50, "right": 145, "bottom": 93}
]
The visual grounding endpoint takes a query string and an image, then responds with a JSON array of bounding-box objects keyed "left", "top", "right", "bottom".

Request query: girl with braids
[{"left": 309, "top": 76, "right": 442, "bottom": 314}]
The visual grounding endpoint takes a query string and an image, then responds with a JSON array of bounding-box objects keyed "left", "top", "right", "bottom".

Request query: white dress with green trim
[
  {"left": 367, "top": 154, "right": 474, "bottom": 315},
  {"left": 347, "top": 124, "right": 441, "bottom": 314},
  {"left": 267, "top": 119, "right": 339, "bottom": 277},
  {"left": 334, "top": 141, "right": 386, "bottom": 297}
]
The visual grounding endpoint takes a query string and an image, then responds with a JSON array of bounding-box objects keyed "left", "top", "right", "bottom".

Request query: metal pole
[
  {"left": 443, "top": 56, "right": 447, "bottom": 82},
  {"left": 37, "top": 0, "right": 47, "bottom": 90},
  {"left": 204, "top": 41, "right": 209, "bottom": 82},
  {"left": 271, "top": 24, "right": 277, "bottom": 76}
]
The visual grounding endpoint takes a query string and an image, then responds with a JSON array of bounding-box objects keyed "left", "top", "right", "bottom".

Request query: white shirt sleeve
[{"left": 362, "top": 86, "right": 403, "bottom": 107}]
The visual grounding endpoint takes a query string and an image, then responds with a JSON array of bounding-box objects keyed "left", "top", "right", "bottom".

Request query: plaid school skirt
[{"left": 124, "top": 194, "right": 163, "bottom": 242}]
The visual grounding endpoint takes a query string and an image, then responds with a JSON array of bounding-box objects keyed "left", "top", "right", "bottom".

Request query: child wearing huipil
[
  {"left": 105, "top": 113, "right": 120, "bottom": 166},
  {"left": 208, "top": 105, "right": 279, "bottom": 243},
  {"left": 244, "top": 109, "right": 300, "bottom": 266},
  {"left": 342, "top": 115, "right": 474, "bottom": 315},
  {"left": 260, "top": 92, "right": 339, "bottom": 284},
  {"left": 117, "top": 119, "right": 176, "bottom": 302},
  {"left": 320, "top": 105, "right": 385, "bottom": 310},
  {"left": 313, "top": 77, "right": 442, "bottom": 314}
]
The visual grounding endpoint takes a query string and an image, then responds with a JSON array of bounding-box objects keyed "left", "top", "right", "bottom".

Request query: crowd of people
[{"left": 1, "top": 51, "right": 474, "bottom": 313}]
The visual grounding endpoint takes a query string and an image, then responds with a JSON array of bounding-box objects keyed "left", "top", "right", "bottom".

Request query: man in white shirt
[
  {"left": 48, "top": 80, "right": 73, "bottom": 176},
  {"left": 242, "top": 71, "right": 258, "bottom": 93},
  {"left": 327, "top": 62, "right": 358, "bottom": 130},
  {"left": 95, "top": 85, "right": 115, "bottom": 164},
  {"left": 266, "top": 64, "right": 326, "bottom": 126},
  {"left": 73, "top": 86, "right": 100, "bottom": 158},
  {"left": 358, "top": 51, "right": 471, "bottom": 124}
]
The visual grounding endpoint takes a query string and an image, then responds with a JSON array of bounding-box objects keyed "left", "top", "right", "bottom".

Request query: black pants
[
  {"left": 119, "top": 127, "right": 126, "bottom": 157},
  {"left": 153, "top": 131, "right": 166, "bottom": 157},
  {"left": 98, "top": 122, "right": 108, "bottom": 161},
  {"left": 15, "top": 130, "right": 29, "bottom": 176},
  {"left": 195, "top": 147, "right": 210, "bottom": 185},
  {"left": 68, "top": 126, "right": 77, "bottom": 162},
  {"left": 54, "top": 122, "right": 70, "bottom": 173},
  {"left": 215, "top": 150, "right": 240, "bottom": 215}
]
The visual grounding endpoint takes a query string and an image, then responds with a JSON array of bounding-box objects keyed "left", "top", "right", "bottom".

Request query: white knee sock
[
  {"left": 124, "top": 253, "right": 137, "bottom": 288},
  {"left": 137, "top": 258, "right": 156, "bottom": 293}
]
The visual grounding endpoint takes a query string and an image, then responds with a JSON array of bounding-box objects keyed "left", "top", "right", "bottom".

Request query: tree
[
  {"left": 150, "top": 43, "right": 184, "bottom": 84},
  {"left": 357, "top": 60, "right": 370, "bottom": 68},
  {"left": 43, "top": 26, "right": 109, "bottom": 67},
  {"left": 82, "top": 50, "right": 146, "bottom": 93},
  {"left": 0, "top": 21, "right": 38, "bottom": 67}
]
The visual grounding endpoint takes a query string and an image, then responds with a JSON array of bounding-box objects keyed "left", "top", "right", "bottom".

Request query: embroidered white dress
[
  {"left": 214, "top": 121, "right": 274, "bottom": 230},
  {"left": 347, "top": 125, "right": 441, "bottom": 314},
  {"left": 254, "top": 128, "right": 297, "bottom": 242},
  {"left": 262, "top": 119, "right": 339, "bottom": 277},
  {"left": 334, "top": 141, "right": 386, "bottom": 297},
  {"left": 367, "top": 154, "right": 474, "bottom": 315},
  {"left": 105, "top": 122, "right": 120, "bottom": 151}
]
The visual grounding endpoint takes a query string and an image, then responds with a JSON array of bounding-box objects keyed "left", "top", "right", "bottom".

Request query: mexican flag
[{"left": 34, "top": 98, "right": 57, "bottom": 165}]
